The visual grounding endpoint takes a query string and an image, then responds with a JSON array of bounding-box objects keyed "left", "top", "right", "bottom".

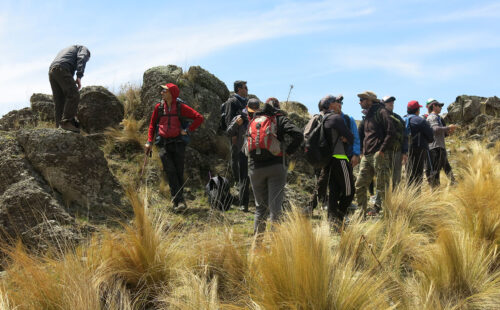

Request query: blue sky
[{"left": 0, "top": 0, "right": 499, "bottom": 119}]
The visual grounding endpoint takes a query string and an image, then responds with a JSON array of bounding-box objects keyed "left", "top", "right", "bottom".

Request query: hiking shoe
[
  {"left": 239, "top": 205, "right": 249, "bottom": 212},
  {"left": 59, "top": 120, "right": 80, "bottom": 133},
  {"left": 172, "top": 201, "right": 187, "bottom": 213}
]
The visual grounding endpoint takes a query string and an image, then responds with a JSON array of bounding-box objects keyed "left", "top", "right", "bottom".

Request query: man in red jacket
[{"left": 144, "top": 83, "right": 204, "bottom": 211}]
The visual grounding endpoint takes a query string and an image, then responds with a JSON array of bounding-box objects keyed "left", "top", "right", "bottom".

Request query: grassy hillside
[{"left": 1, "top": 85, "right": 499, "bottom": 309}]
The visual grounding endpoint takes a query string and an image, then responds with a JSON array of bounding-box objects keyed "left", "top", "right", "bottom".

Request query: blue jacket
[
  {"left": 404, "top": 114, "right": 434, "bottom": 149},
  {"left": 341, "top": 112, "right": 360, "bottom": 157}
]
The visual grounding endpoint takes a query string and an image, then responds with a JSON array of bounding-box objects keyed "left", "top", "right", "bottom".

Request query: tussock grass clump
[
  {"left": 117, "top": 83, "right": 142, "bottom": 118},
  {"left": 249, "top": 210, "right": 393, "bottom": 310}
]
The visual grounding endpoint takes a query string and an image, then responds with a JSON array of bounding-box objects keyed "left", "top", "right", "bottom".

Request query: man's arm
[
  {"left": 76, "top": 46, "right": 90, "bottom": 79},
  {"left": 180, "top": 104, "right": 204, "bottom": 132},
  {"left": 332, "top": 114, "right": 353, "bottom": 144}
]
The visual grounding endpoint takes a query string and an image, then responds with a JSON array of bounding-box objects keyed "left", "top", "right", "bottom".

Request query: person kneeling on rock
[{"left": 144, "top": 83, "right": 204, "bottom": 212}]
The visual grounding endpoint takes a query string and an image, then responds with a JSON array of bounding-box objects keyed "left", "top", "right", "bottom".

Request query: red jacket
[{"left": 147, "top": 84, "right": 204, "bottom": 143}]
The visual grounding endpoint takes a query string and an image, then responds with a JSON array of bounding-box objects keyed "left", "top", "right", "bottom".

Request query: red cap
[{"left": 407, "top": 100, "right": 422, "bottom": 110}]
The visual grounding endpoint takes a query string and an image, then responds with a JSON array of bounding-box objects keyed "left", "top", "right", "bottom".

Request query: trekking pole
[{"left": 285, "top": 84, "right": 294, "bottom": 105}]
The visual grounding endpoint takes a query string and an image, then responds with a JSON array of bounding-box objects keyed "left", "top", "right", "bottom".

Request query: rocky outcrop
[
  {"left": 0, "top": 132, "right": 73, "bottom": 248},
  {"left": 481, "top": 96, "right": 500, "bottom": 117},
  {"left": 15, "top": 129, "right": 130, "bottom": 220},
  {"left": 30, "top": 93, "right": 55, "bottom": 123},
  {"left": 77, "top": 86, "right": 124, "bottom": 133},
  {"left": 0, "top": 108, "right": 36, "bottom": 131},
  {"left": 444, "top": 95, "right": 485, "bottom": 124}
]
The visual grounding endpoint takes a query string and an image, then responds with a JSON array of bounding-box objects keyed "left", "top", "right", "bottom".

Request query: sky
[{"left": 0, "top": 0, "right": 499, "bottom": 120}]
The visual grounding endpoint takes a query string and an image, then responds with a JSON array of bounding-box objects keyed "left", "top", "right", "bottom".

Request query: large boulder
[
  {"left": 15, "top": 129, "right": 130, "bottom": 220},
  {"left": 444, "top": 95, "right": 486, "bottom": 124},
  {"left": 481, "top": 96, "right": 500, "bottom": 117},
  {"left": 77, "top": 86, "right": 124, "bottom": 133},
  {"left": 0, "top": 132, "right": 74, "bottom": 248},
  {"left": 30, "top": 93, "right": 55, "bottom": 123},
  {"left": 0, "top": 108, "right": 36, "bottom": 131}
]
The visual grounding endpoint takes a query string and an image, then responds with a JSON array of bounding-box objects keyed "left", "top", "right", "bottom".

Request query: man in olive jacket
[{"left": 355, "top": 91, "right": 395, "bottom": 216}]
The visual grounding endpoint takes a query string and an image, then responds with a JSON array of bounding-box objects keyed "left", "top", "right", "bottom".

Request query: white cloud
[
  {"left": 328, "top": 32, "right": 499, "bottom": 79},
  {"left": 429, "top": 2, "right": 500, "bottom": 22},
  {"left": 0, "top": 0, "right": 376, "bottom": 116}
]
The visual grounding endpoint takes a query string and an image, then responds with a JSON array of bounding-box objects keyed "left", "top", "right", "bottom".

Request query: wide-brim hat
[{"left": 357, "top": 91, "right": 378, "bottom": 102}]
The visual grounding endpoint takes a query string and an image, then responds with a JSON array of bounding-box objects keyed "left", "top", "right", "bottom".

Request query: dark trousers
[
  {"left": 310, "top": 166, "right": 329, "bottom": 209},
  {"left": 327, "top": 158, "right": 355, "bottom": 222},
  {"left": 428, "top": 147, "right": 455, "bottom": 187},
  {"left": 48, "top": 66, "right": 80, "bottom": 127},
  {"left": 159, "top": 141, "right": 186, "bottom": 204},
  {"left": 408, "top": 147, "right": 427, "bottom": 187},
  {"left": 231, "top": 145, "right": 249, "bottom": 207}
]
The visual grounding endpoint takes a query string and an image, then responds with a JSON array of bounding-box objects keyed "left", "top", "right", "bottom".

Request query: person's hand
[
  {"left": 448, "top": 124, "right": 457, "bottom": 134},
  {"left": 144, "top": 142, "right": 152, "bottom": 154},
  {"left": 341, "top": 136, "right": 348, "bottom": 143},
  {"left": 75, "top": 77, "right": 82, "bottom": 90},
  {"left": 351, "top": 155, "right": 360, "bottom": 167},
  {"left": 402, "top": 154, "right": 408, "bottom": 165},
  {"left": 236, "top": 115, "right": 244, "bottom": 126},
  {"left": 180, "top": 129, "right": 188, "bottom": 135}
]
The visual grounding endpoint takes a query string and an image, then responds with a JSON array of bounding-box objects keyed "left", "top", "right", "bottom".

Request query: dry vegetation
[
  {"left": 2, "top": 84, "right": 499, "bottom": 309},
  {"left": 0, "top": 140, "right": 499, "bottom": 309}
]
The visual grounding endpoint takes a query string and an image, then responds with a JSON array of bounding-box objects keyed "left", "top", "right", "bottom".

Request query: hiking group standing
[{"left": 46, "top": 46, "right": 459, "bottom": 228}]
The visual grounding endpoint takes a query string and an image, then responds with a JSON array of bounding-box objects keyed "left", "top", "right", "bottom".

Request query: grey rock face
[
  {"left": 482, "top": 96, "right": 500, "bottom": 117},
  {"left": 30, "top": 93, "right": 55, "bottom": 123},
  {"left": 445, "top": 95, "right": 486, "bottom": 124},
  {"left": 77, "top": 86, "right": 124, "bottom": 133},
  {"left": 0, "top": 132, "right": 74, "bottom": 248},
  {"left": 15, "top": 129, "right": 130, "bottom": 220},
  {"left": 0, "top": 108, "right": 36, "bottom": 131}
]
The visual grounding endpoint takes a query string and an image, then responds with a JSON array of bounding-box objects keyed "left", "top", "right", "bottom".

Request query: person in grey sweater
[
  {"left": 49, "top": 45, "right": 91, "bottom": 132},
  {"left": 425, "top": 99, "right": 457, "bottom": 187},
  {"left": 226, "top": 98, "right": 260, "bottom": 212}
]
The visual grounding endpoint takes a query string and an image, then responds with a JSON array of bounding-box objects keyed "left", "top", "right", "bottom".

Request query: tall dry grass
[{"left": 0, "top": 141, "right": 498, "bottom": 309}]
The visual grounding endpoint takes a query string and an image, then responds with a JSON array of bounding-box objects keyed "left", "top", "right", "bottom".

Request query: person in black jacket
[
  {"left": 322, "top": 97, "right": 355, "bottom": 223},
  {"left": 49, "top": 45, "right": 91, "bottom": 132},
  {"left": 404, "top": 100, "right": 434, "bottom": 187},
  {"left": 248, "top": 103, "right": 303, "bottom": 235},
  {"left": 223, "top": 80, "right": 249, "bottom": 211}
]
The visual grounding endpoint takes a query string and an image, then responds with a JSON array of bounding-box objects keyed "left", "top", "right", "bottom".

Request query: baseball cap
[
  {"left": 426, "top": 98, "right": 444, "bottom": 107},
  {"left": 247, "top": 98, "right": 260, "bottom": 113},
  {"left": 382, "top": 96, "right": 396, "bottom": 103},
  {"left": 407, "top": 100, "right": 423, "bottom": 110}
]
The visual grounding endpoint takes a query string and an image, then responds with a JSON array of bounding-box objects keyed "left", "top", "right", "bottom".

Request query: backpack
[
  {"left": 154, "top": 98, "right": 189, "bottom": 145},
  {"left": 218, "top": 101, "right": 229, "bottom": 132},
  {"left": 303, "top": 114, "right": 333, "bottom": 169},
  {"left": 389, "top": 114, "right": 405, "bottom": 151},
  {"left": 404, "top": 114, "right": 419, "bottom": 147},
  {"left": 205, "top": 175, "right": 233, "bottom": 211},
  {"left": 245, "top": 113, "right": 282, "bottom": 158}
]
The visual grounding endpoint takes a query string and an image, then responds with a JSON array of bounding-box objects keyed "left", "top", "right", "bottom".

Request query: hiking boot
[
  {"left": 59, "top": 120, "right": 80, "bottom": 133},
  {"left": 239, "top": 205, "right": 249, "bottom": 212},
  {"left": 176, "top": 201, "right": 187, "bottom": 212}
]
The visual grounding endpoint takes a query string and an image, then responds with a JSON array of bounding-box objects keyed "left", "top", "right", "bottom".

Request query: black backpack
[
  {"left": 303, "top": 114, "right": 332, "bottom": 169},
  {"left": 205, "top": 175, "right": 233, "bottom": 211}
]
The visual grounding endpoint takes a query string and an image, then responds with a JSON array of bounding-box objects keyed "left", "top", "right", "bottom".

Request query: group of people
[{"left": 48, "top": 45, "right": 457, "bottom": 235}]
